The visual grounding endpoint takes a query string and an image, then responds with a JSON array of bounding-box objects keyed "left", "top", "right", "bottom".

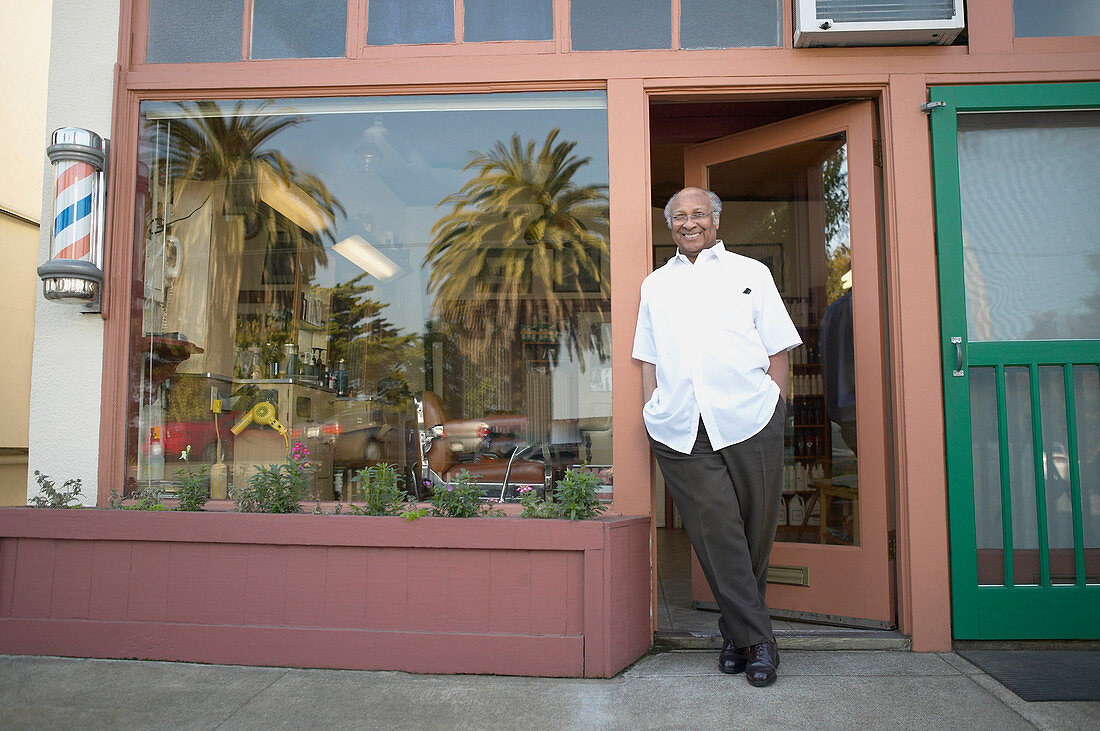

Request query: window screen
[
  {"left": 367, "top": 0, "right": 455, "bottom": 45},
  {"left": 147, "top": 0, "right": 244, "bottom": 63},
  {"left": 465, "top": 0, "right": 552, "bottom": 41},
  {"left": 1014, "top": 0, "right": 1100, "bottom": 38},
  {"left": 251, "top": 0, "right": 347, "bottom": 59},
  {"left": 681, "top": 0, "right": 781, "bottom": 49},
  {"left": 571, "top": 0, "right": 670, "bottom": 50}
]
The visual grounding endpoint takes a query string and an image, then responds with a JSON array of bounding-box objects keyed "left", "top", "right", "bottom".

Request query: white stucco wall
[{"left": 28, "top": 0, "right": 120, "bottom": 503}]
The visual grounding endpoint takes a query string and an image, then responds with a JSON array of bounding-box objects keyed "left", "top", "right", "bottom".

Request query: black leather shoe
[
  {"left": 718, "top": 639, "right": 746, "bottom": 674},
  {"left": 744, "top": 641, "right": 779, "bottom": 687}
]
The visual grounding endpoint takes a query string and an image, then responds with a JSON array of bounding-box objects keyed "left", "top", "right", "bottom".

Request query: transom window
[{"left": 143, "top": 0, "right": 781, "bottom": 63}]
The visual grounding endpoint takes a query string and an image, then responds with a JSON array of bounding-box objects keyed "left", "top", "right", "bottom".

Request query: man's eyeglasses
[{"left": 670, "top": 211, "right": 713, "bottom": 225}]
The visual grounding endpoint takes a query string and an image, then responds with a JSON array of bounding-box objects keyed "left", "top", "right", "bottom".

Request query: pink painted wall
[{"left": 0, "top": 509, "right": 650, "bottom": 677}]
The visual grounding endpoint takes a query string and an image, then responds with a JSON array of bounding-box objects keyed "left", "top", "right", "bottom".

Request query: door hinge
[
  {"left": 888, "top": 529, "right": 897, "bottom": 561},
  {"left": 872, "top": 139, "right": 883, "bottom": 168}
]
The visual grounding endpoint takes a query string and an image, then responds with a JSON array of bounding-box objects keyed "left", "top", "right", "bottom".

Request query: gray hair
[{"left": 663, "top": 188, "right": 722, "bottom": 228}]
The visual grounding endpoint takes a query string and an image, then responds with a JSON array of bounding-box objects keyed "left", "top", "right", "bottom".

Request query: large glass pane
[
  {"left": 1004, "top": 366, "right": 1039, "bottom": 585},
  {"left": 571, "top": 0, "right": 670, "bottom": 50},
  {"left": 706, "top": 135, "right": 858, "bottom": 546},
  {"left": 1014, "top": 0, "right": 1100, "bottom": 38},
  {"left": 147, "top": 0, "right": 244, "bottom": 63},
  {"left": 131, "top": 92, "right": 611, "bottom": 506},
  {"left": 970, "top": 366, "right": 1004, "bottom": 586},
  {"left": 957, "top": 111, "right": 1100, "bottom": 341},
  {"left": 681, "top": 0, "right": 780, "bottom": 49},
  {"left": 1074, "top": 366, "right": 1100, "bottom": 583},
  {"left": 251, "top": 0, "right": 346, "bottom": 59},
  {"left": 367, "top": 0, "right": 454, "bottom": 45},
  {"left": 465, "top": 0, "right": 552, "bottom": 42},
  {"left": 1039, "top": 366, "right": 1075, "bottom": 584}
]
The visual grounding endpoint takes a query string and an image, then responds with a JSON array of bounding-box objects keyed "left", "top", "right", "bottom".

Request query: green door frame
[{"left": 930, "top": 82, "right": 1100, "bottom": 639}]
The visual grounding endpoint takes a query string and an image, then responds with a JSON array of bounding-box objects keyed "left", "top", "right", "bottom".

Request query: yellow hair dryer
[{"left": 231, "top": 401, "right": 290, "bottom": 456}]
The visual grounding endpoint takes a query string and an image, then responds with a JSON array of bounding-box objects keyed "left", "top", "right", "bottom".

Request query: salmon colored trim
[
  {"left": 966, "top": 0, "right": 1014, "bottom": 56},
  {"left": 555, "top": 0, "right": 569, "bottom": 54},
  {"left": 606, "top": 76, "right": 656, "bottom": 631},
  {"left": 671, "top": 0, "right": 681, "bottom": 51},
  {"left": 242, "top": 0, "right": 254, "bottom": 61},
  {"left": 128, "top": 0, "right": 147, "bottom": 66},
  {"left": 878, "top": 74, "right": 952, "bottom": 651},
  {"left": 1014, "top": 37, "right": 1100, "bottom": 54},
  {"left": 454, "top": 0, "right": 464, "bottom": 43}
]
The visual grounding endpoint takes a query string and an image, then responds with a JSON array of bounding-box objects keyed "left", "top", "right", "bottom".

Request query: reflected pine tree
[{"left": 425, "top": 128, "right": 610, "bottom": 363}]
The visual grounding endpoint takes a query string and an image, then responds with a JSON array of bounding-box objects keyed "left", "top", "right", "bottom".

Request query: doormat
[{"left": 957, "top": 650, "right": 1100, "bottom": 702}]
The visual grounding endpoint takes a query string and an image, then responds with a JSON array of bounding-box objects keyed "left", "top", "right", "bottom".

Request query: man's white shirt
[{"left": 632, "top": 241, "right": 802, "bottom": 454}]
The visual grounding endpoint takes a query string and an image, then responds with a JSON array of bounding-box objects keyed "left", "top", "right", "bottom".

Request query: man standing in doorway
[{"left": 633, "top": 187, "right": 801, "bottom": 687}]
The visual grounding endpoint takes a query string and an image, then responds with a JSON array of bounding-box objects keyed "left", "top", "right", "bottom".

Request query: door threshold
[{"left": 653, "top": 628, "right": 911, "bottom": 652}]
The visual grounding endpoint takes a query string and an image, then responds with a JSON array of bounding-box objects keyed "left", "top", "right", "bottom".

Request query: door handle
[{"left": 951, "top": 336, "right": 964, "bottom": 377}]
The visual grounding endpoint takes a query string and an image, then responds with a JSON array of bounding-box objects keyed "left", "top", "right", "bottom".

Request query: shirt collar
[{"left": 674, "top": 239, "right": 727, "bottom": 266}]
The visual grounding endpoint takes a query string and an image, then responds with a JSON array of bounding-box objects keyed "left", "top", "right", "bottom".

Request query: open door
[{"left": 683, "top": 101, "right": 895, "bottom": 628}]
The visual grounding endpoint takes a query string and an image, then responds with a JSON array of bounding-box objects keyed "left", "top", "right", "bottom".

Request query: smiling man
[{"left": 633, "top": 187, "right": 802, "bottom": 687}]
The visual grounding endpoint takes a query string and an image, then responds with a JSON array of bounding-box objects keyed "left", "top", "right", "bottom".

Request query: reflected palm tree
[
  {"left": 426, "top": 128, "right": 609, "bottom": 361},
  {"left": 154, "top": 100, "right": 344, "bottom": 279}
]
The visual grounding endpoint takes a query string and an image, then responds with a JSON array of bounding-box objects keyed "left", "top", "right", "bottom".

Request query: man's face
[{"left": 668, "top": 188, "right": 719, "bottom": 262}]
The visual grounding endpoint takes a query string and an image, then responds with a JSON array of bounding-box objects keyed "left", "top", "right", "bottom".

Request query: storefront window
[{"left": 130, "top": 92, "right": 612, "bottom": 504}]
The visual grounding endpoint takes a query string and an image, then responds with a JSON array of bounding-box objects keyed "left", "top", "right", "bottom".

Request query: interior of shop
[{"left": 649, "top": 97, "right": 867, "bottom": 633}]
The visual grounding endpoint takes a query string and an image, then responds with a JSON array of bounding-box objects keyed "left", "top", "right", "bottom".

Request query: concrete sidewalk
[{"left": 1, "top": 650, "right": 1097, "bottom": 730}]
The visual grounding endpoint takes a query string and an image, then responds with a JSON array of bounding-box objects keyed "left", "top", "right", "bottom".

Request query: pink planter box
[{"left": 0, "top": 509, "right": 651, "bottom": 677}]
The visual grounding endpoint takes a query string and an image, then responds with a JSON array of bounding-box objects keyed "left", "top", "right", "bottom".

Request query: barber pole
[
  {"left": 39, "top": 127, "right": 108, "bottom": 306},
  {"left": 52, "top": 158, "right": 96, "bottom": 262}
]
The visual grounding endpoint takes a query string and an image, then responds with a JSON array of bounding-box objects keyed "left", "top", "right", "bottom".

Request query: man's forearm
[
  {"left": 642, "top": 362, "right": 656, "bottom": 403},
  {"left": 768, "top": 349, "right": 789, "bottom": 400}
]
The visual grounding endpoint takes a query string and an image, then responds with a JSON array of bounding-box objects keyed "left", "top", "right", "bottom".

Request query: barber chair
[{"left": 417, "top": 391, "right": 552, "bottom": 500}]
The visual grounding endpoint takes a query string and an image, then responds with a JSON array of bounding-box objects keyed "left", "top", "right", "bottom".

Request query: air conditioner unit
[{"left": 794, "top": 0, "right": 965, "bottom": 48}]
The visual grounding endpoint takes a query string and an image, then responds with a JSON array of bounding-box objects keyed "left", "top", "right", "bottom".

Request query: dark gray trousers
[{"left": 650, "top": 401, "right": 785, "bottom": 648}]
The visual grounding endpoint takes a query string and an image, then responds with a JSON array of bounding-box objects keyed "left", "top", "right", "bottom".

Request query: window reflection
[{"left": 131, "top": 93, "right": 611, "bottom": 505}]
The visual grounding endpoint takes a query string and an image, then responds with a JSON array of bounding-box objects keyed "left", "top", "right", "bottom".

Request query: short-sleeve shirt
[{"left": 632, "top": 241, "right": 802, "bottom": 453}]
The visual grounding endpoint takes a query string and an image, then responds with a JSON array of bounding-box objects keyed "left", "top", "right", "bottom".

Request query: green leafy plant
[
  {"left": 429, "top": 469, "right": 490, "bottom": 518},
  {"left": 174, "top": 445, "right": 208, "bottom": 512},
  {"left": 130, "top": 485, "right": 168, "bottom": 511},
  {"left": 30, "top": 470, "right": 84, "bottom": 509},
  {"left": 518, "top": 485, "right": 558, "bottom": 519},
  {"left": 400, "top": 506, "right": 430, "bottom": 521},
  {"left": 553, "top": 466, "right": 607, "bottom": 520},
  {"left": 519, "top": 466, "right": 607, "bottom": 521},
  {"left": 348, "top": 463, "right": 407, "bottom": 516},
  {"left": 233, "top": 441, "right": 312, "bottom": 514}
]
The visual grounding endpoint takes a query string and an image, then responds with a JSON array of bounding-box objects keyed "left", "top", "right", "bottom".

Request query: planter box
[{"left": 0, "top": 509, "right": 651, "bottom": 677}]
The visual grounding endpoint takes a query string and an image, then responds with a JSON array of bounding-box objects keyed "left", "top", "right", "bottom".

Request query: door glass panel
[
  {"left": 1074, "top": 365, "right": 1100, "bottom": 583},
  {"left": 707, "top": 134, "right": 859, "bottom": 546},
  {"left": 1039, "top": 366, "right": 1075, "bottom": 584},
  {"left": 1004, "top": 366, "right": 1039, "bottom": 585},
  {"left": 970, "top": 366, "right": 1004, "bottom": 585},
  {"left": 958, "top": 111, "right": 1100, "bottom": 342}
]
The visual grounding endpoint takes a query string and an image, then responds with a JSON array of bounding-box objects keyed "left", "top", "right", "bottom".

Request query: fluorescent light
[
  {"left": 333, "top": 235, "right": 401, "bottom": 281},
  {"left": 257, "top": 167, "right": 330, "bottom": 233}
]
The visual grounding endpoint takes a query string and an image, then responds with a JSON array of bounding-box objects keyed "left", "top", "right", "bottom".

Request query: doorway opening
[{"left": 649, "top": 96, "right": 897, "bottom": 636}]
